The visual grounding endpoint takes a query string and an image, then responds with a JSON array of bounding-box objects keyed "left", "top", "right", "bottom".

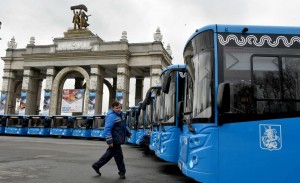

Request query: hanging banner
[
  {"left": 42, "top": 91, "right": 51, "bottom": 115},
  {"left": 0, "top": 93, "right": 7, "bottom": 114},
  {"left": 61, "top": 89, "right": 85, "bottom": 113},
  {"left": 19, "top": 92, "right": 27, "bottom": 115},
  {"left": 116, "top": 91, "right": 124, "bottom": 104},
  {"left": 88, "top": 92, "right": 96, "bottom": 115}
]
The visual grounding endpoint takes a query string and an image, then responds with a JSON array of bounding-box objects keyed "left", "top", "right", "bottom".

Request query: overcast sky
[{"left": 0, "top": 0, "right": 299, "bottom": 112}]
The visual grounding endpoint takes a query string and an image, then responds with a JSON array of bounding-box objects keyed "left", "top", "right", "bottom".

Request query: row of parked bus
[
  {"left": 1, "top": 24, "right": 299, "bottom": 183},
  {"left": 126, "top": 24, "right": 300, "bottom": 183},
  {"left": 0, "top": 114, "right": 106, "bottom": 138}
]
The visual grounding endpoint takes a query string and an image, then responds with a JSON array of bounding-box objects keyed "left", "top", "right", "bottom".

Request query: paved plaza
[{"left": 0, "top": 136, "right": 197, "bottom": 183}]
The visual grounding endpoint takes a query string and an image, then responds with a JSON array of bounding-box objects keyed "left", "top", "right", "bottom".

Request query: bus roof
[
  {"left": 160, "top": 64, "right": 186, "bottom": 76},
  {"left": 28, "top": 115, "right": 49, "bottom": 119},
  {"left": 185, "top": 24, "right": 300, "bottom": 50},
  {"left": 130, "top": 106, "right": 139, "bottom": 109},
  {"left": 75, "top": 115, "right": 94, "bottom": 119},
  {"left": 6, "top": 114, "right": 28, "bottom": 118},
  {"left": 93, "top": 114, "right": 106, "bottom": 117},
  {"left": 50, "top": 115, "right": 74, "bottom": 119}
]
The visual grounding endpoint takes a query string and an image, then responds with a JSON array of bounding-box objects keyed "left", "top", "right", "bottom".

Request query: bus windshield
[
  {"left": 138, "top": 109, "right": 145, "bottom": 129},
  {"left": 6, "top": 118, "right": 23, "bottom": 127},
  {"left": 29, "top": 118, "right": 45, "bottom": 127},
  {"left": 183, "top": 30, "right": 214, "bottom": 123},
  {"left": 146, "top": 104, "right": 152, "bottom": 128},
  {"left": 219, "top": 34, "right": 300, "bottom": 121},
  {"left": 51, "top": 118, "right": 72, "bottom": 128},
  {"left": 153, "top": 89, "right": 163, "bottom": 125},
  {"left": 75, "top": 118, "right": 92, "bottom": 129},
  {"left": 129, "top": 109, "right": 137, "bottom": 130},
  {"left": 93, "top": 117, "right": 105, "bottom": 129},
  {"left": 161, "top": 72, "right": 176, "bottom": 125},
  {"left": 0, "top": 116, "right": 6, "bottom": 126}
]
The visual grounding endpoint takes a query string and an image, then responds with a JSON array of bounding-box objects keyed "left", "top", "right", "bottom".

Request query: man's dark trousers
[{"left": 94, "top": 144, "right": 126, "bottom": 175}]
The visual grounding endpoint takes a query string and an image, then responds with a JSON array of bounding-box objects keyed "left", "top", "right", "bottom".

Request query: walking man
[{"left": 92, "top": 101, "right": 131, "bottom": 179}]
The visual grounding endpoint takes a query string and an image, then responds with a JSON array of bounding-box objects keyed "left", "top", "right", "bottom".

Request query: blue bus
[
  {"left": 27, "top": 115, "right": 51, "bottom": 136},
  {"left": 72, "top": 115, "right": 93, "bottom": 138},
  {"left": 155, "top": 64, "right": 186, "bottom": 163},
  {"left": 135, "top": 101, "right": 150, "bottom": 145},
  {"left": 142, "top": 86, "right": 162, "bottom": 151},
  {"left": 5, "top": 115, "right": 29, "bottom": 135},
  {"left": 126, "top": 106, "right": 139, "bottom": 144},
  {"left": 91, "top": 114, "right": 106, "bottom": 139},
  {"left": 178, "top": 24, "right": 300, "bottom": 183},
  {"left": 124, "top": 110, "right": 131, "bottom": 142},
  {"left": 49, "top": 115, "right": 75, "bottom": 137},
  {"left": 0, "top": 115, "right": 7, "bottom": 134}
]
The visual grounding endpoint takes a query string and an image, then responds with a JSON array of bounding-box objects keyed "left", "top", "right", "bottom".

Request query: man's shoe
[
  {"left": 119, "top": 174, "right": 126, "bottom": 179},
  {"left": 92, "top": 164, "right": 101, "bottom": 176}
]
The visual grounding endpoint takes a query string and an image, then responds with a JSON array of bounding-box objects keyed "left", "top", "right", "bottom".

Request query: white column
[
  {"left": 45, "top": 67, "right": 57, "bottom": 115},
  {"left": 89, "top": 65, "right": 104, "bottom": 114},
  {"left": 150, "top": 65, "right": 162, "bottom": 86},
  {"left": 135, "top": 77, "right": 144, "bottom": 105},
  {"left": 117, "top": 64, "right": 130, "bottom": 110},
  {"left": 1, "top": 69, "right": 17, "bottom": 114},
  {"left": 20, "top": 68, "right": 40, "bottom": 115}
]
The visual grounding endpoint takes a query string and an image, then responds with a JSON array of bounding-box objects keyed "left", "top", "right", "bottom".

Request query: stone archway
[
  {"left": 103, "top": 79, "right": 115, "bottom": 108},
  {"left": 49, "top": 66, "right": 90, "bottom": 115},
  {"left": 1, "top": 27, "right": 172, "bottom": 115}
]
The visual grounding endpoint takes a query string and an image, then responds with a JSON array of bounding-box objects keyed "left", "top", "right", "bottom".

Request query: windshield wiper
[
  {"left": 183, "top": 112, "right": 195, "bottom": 133},
  {"left": 158, "top": 119, "right": 166, "bottom": 132}
]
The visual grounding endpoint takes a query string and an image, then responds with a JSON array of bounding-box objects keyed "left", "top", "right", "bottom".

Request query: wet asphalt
[{"left": 0, "top": 136, "right": 198, "bottom": 183}]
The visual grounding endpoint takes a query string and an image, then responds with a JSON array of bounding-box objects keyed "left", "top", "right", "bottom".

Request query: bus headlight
[
  {"left": 152, "top": 141, "right": 156, "bottom": 146},
  {"left": 183, "top": 137, "right": 188, "bottom": 145},
  {"left": 161, "top": 132, "right": 172, "bottom": 140},
  {"left": 189, "top": 159, "right": 194, "bottom": 168},
  {"left": 189, "top": 135, "right": 207, "bottom": 149},
  {"left": 160, "top": 144, "right": 166, "bottom": 153},
  {"left": 189, "top": 155, "right": 198, "bottom": 168}
]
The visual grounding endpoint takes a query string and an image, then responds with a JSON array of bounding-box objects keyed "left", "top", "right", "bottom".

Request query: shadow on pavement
[{"left": 158, "top": 164, "right": 199, "bottom": 183}]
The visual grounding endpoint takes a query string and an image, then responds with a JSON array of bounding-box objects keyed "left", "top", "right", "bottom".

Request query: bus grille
[
  {"left": 180, "top": 136, "right": 188, "bottom": 163},
  {"left": 156, "top": 133, "right": 161, "bottom": 150}
]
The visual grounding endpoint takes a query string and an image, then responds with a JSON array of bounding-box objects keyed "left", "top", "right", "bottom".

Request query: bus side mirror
[
  {"left": 177, "top": 101, "right": 184, "bottom": 128},
  {"left": 142, "top": 91, "right": 152, "bottom": 110},
  {"left": 162, "top": 74, "right": 171, "bottom": 94},
  {"left": 217, "top": 82, "right": 230, "bottom": 113},
  {"left": 137, "top": 108, "right": 141, "bottom": 116},
  {"left": 177, "top": 101, "right": 184, "bottom": 119}
]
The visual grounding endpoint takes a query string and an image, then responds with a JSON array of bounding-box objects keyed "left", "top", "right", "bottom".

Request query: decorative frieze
[{"left": 56, "top": 40, "right": 92, "bottom": 51}]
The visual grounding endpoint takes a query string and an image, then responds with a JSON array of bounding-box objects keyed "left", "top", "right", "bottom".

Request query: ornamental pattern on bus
[
  {"left": 259, "top": 124, "right": 282, "bottom": 151},
  {"left": 218, "top": 34, "right": 300, "bottom": 47}
]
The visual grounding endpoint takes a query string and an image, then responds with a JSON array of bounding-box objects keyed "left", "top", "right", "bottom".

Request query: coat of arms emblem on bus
[{"left": 259, "top": 124, "right": 282, "bottom": 151}]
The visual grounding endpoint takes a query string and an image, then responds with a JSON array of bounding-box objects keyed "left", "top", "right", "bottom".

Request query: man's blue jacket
[{"left": 104, "top": 110, "right": 131, "bottom": 145}]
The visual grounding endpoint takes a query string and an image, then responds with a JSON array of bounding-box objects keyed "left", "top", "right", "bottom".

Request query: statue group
[{"left": 71, "top": 4, "right": 90, "bottom": 30}]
